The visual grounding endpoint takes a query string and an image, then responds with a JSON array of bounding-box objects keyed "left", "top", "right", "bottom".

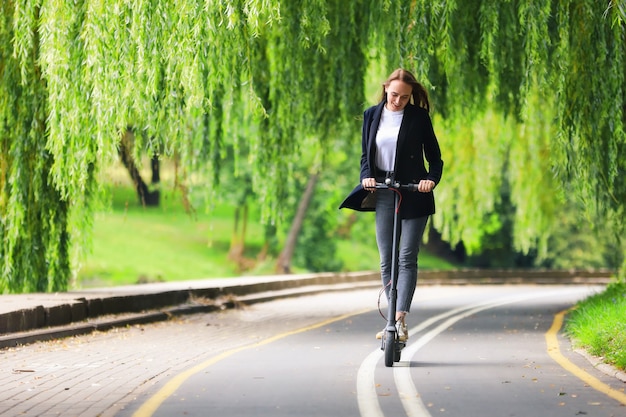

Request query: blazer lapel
[
  {"left": 394, "top": 104, "right": 414, "bottom": 167},
  {"left": 367, "top": 102, "right": 385, "bottom": 172}
]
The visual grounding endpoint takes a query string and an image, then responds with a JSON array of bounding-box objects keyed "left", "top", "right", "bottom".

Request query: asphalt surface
[{"left": 1, "top": 283, "right": 624, "bottom": 417}]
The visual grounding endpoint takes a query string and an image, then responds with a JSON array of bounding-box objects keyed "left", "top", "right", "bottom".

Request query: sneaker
[
  {"left": 397, "top": 321, "right": 408, "bottom": 342},
  {"left": 376, "top": 321, "right": 408, "bottom": 341}
]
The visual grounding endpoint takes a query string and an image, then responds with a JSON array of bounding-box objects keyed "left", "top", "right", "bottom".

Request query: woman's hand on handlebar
[
  {"left": 417, "top": 179, "right": 435, "bottom": 193},
  {"left": 362, "top": 178, "right": 377, "bottom": 192}
]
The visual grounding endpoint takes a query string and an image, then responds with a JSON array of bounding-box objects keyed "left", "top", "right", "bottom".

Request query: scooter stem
[{"left": 386, "top": 188, "right": 401, "bottom": 332}]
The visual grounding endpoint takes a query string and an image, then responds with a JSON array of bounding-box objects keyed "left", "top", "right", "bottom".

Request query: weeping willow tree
[
  {"left": 0, "top": 0, "right": 369, "bottom": 293},
  {"left": 1, "top": 0, "right": 624, "bottom": 293},
  {"left": 367, "top": 0, "right": 625, "bottom": 274}
]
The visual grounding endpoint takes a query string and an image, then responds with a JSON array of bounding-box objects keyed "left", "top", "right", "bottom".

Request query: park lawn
[
  {"left": 565, "top": 282, "right": 626, "bottom": 371},
  {"left": 76, "top": 183, "right": 454, "bottom": 288},
  {"left": 76, "top": 185, "right": 269, "bottom": 288}
]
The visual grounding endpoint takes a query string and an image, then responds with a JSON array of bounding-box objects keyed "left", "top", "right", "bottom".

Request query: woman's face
[{"left": 385, "top": 79, "right": 412, "bottom": 112}]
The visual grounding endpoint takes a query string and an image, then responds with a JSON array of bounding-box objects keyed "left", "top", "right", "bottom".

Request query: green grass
[
  {"left": 76, "top": 183, "right": 456, "bottom": 289},
  {"left": 77, "top": 185, "right": 270, "bottom": 288},
  {"left": 565, "top": 282, "right": 626, "bottom": 370}
]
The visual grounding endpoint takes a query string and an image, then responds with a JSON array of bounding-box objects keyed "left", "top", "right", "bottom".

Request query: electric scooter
[{"left": 376, "top": 177, "right": 419, "bottom": 367}]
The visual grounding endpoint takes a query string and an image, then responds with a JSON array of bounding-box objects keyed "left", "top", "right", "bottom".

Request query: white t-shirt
[{"left": 375, "top": 106, "right": 404, "bottom": 171}]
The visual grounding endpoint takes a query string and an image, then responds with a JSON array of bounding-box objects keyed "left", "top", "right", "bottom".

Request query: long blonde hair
[{"left": 380, "top": 68, "right": 430, "bottom": 112}]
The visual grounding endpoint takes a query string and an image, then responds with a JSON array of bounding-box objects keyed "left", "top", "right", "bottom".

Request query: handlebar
[{"left": 374, "top": 178, "right": 419, "bottom": 192}]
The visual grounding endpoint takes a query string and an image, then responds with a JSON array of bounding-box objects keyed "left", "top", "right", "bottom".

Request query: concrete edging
[{"left": 0, "top": 269, "right": 615, "bottom": 344}]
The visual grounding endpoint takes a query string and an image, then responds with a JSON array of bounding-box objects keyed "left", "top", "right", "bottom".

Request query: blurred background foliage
[{"left": 1, "top": 0, "right": 624, "bottom": 292}]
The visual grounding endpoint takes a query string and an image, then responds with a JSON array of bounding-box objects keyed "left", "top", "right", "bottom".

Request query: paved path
[
  {"left": 1, "top": 285, "right": 624, "bottom": 417},
  {"left": 1, "top": 287, "right": 378, "bottom": 416}
]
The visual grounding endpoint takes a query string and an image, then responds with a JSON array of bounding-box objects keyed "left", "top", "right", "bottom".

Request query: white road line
[
  {"left": 357, "top": 300, "right": 491, "bottom": 417},
  {"left": 357, "top": 348, "right": 386, "bottom": 417},
  {"left": 395, "top": 294, "right": 544, "bottom": 417},
  {"left": 358, "top": 288, "right": 592, "bottom": 417}
]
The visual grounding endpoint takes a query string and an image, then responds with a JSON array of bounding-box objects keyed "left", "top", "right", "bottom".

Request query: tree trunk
[
  {"left": 228, "top": 204, "right": 250, "bottom": 271},
  {"left": 118, "top": 129, "right": 160, "bottom": 206},
  {"left": 275, "top": 171, "right": 319, "bottom": 274},
  {"left": 150, "top": 155, "right": 160, "bottom": 184}
]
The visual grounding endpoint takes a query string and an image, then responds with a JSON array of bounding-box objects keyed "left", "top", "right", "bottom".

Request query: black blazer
[{"left": 339, "top": 101, "right": 444, "bottom": 218}]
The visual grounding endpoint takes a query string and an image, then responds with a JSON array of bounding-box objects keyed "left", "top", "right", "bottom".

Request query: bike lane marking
[
  {"left": 356, "top": 295, "right": 479, "bottom": 417},
  {"left": 546, "top": 309, "right": 626, "bottom": 406},
  {"left": 395, "top": 293, "right": 557, "bottom": 417},
  {"left": 131, "top": 307, "right": 373, "bottom": 417},
  {"left": 357, "top": 298, "right": 509, "bottom": 417},
  {"left": 358, "top": 288, "right": 596, "bottom": 417}
]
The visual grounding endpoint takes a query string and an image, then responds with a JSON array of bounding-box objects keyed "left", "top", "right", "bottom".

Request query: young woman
[{"left": 340, "top": 68, "right": 444, "bottom": 340}]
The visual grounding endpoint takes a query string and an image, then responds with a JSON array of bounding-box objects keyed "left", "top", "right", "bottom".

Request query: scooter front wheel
[
  {"left": 384, "top": 331, "right": 395, "bottom": 367},
  {"left": 394, "top": 342, "right": 402, "bottom": 362}
]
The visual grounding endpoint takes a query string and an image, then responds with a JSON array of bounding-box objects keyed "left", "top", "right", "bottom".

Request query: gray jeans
[{"left": 375, "top": 189, "right": 429, "bottom": 314}]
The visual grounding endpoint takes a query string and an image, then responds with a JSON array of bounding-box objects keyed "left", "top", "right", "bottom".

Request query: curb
[
  {"left": 574, "top": 348, "right": 626, "bottom": 384},
  {"left": 0, "top": 280, "right": 381, "bottom": 349},
  {"left": 0, "top": 273, "right": 381, "bottom": 348},
  {"left": 0, "top": 269, "right": 615, "bottom": 349}
]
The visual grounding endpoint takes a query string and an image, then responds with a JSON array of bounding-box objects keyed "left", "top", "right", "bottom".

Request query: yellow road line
[
  {"left": 545, "top": 309, "right": 626, "bottom": 405},
  {"left": 132, "top": 308, "right": 373, "bottom": 417}
]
